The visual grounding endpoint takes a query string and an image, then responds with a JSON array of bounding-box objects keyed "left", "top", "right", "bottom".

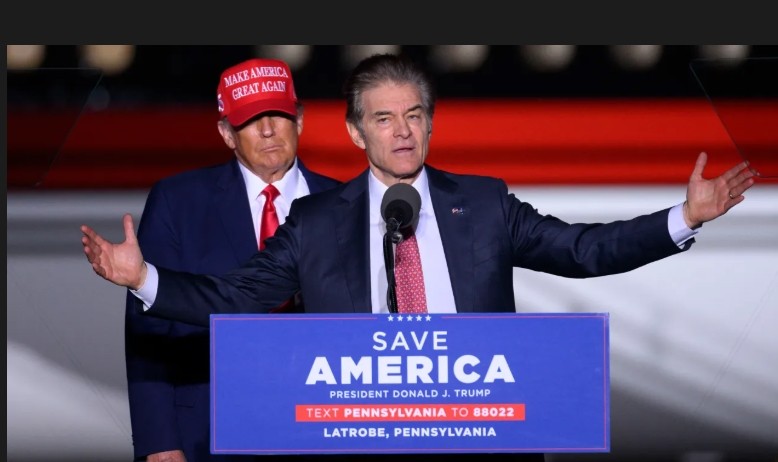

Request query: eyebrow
[
  {"left": 405, "top": 104, "right": 423, "bottom": 115},
  {"left": 371, "top": 104, "right": 424, "bottom": 118}
]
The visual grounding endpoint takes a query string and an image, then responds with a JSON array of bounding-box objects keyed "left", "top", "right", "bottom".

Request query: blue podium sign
[{"left": 210, "top": 313, "right": 609, "bottom": 455}]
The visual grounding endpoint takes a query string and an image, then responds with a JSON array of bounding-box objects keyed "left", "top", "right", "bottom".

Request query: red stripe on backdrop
[{"left": 7, "top": 99, "right": 776, "bottom": 189}]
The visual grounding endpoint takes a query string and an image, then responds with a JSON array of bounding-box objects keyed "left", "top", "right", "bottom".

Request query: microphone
[
  {"left": 380, "top": 183, "right": 421, "bottom": 238},
  {"left": 381, "top": 182, "right": 421, "bottom": 314}
]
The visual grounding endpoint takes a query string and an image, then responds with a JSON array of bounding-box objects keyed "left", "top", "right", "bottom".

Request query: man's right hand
[
  {"left": 81, "top": 213, "right": 147, "bottom": 290},
  {"left": 146, "top": 449, "right": 187, "bottom": 462}
]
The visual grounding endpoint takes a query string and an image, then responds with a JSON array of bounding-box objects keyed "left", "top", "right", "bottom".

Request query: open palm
[
  {"left": 81, "top": 213, "right": 147, "bottom": 289},
  {"left": 683, "top": 152, "right": 756, "bottom": 229}
]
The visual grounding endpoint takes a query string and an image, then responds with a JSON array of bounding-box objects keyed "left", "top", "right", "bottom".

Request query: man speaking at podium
[{"left": 82, "top": 53, "right": 755, "bottom": 462}]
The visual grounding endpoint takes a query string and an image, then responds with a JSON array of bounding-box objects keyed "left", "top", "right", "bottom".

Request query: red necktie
[
  {"left": 258, "top": 184, "right": 293, "bottom": 312},
  {"left": 394, "top": 231, "right": 428, "bottom": 314},
  {"left": 258, "top": 184, "right": 280, "bottom": 251}
]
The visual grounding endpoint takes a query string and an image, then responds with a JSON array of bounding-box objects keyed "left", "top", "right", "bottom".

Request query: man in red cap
[{"left": 124, "top": 57, "right": 340, "bottom": 462}]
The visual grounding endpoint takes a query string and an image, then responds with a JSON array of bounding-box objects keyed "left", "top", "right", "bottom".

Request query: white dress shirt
[
  {"left": 239, "top": 158, "right": 310, "bottom": 243},
  {"left": 368, "top": 168, "right": 457, "bottom": 314}
]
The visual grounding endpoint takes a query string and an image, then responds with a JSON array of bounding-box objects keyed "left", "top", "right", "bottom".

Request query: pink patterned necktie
[{"left": 394, "top": 231, "right": 428, "bottom": 313}]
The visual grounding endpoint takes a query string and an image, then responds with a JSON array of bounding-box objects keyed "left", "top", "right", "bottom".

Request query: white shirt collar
[
  {"left": 368, "top": 166, "right": 430, "bottom": 218},
  {"left": 237, "top": 157, "right": 301, "bottom": 201}
]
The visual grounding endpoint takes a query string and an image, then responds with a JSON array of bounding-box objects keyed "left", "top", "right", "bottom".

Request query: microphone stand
[{"left": 383, "top": 217, "right": 403, "bottom": 314}]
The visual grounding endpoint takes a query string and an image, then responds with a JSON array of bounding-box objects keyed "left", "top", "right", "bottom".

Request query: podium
[{"left": 210, "top": 312, "right": 610, "bottom": 455}]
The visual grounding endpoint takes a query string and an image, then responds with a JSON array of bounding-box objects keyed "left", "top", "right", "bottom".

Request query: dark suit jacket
[
  {"left": 152, "top": 164, "right": 688, "bottom": 326},
  {"left": 125, "top": 158, "right": 340, "bottom": 461},
  {"left": 146, "top": 164, "right": 686, "bottom": 462}
]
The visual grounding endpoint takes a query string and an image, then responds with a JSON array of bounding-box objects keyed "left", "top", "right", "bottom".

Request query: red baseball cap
[{"left": 216, "top": 58, "right": 298, "bottom": 127}]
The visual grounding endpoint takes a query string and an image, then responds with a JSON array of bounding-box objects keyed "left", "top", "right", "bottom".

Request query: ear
[
  {"left": 217, "top": 121, "right": 237, "bottom": 150},
  {"left": 346, "top": 122, "right": 366, "bottom": 150},
  {"left": 296, "top": 112, "right": 304, "bottom": 136}
]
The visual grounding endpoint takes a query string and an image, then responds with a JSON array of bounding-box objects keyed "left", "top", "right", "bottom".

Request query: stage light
[
  {"left": 341, "top": 45, "right": 401, "bottom": 70},
  {"left": 519, "top": 45, "right": 576, "bottom": 72},
  {"left": 254, "top": 45, "right": 312, "bottom": 71},
  {"left": 429, "top": 45, "right": 489, "bottom": 72},
  {"left": 610, "top": 45, "right": 663, "bottom": 70},
  {"left": 80, "top": 45, "right": 135, "bottom": 75},
  {"left": 698, "top": 45, "right": 751, "bottom": 66},
  {"left": 7, "top": 45, "right": 46, "bottom": 70}
]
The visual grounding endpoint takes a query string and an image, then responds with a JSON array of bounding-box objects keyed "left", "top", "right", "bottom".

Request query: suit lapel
[
  {"left": 215, "top": 159, "right": 258, "bottom": 263},
  {"left": 426, "top": 166, "right": 474, "bottom": 312},
  {"left": 335, "top": 171, "right": 371, "bottom": 312},
  {"left": 297, "top": 158, "right": 325, "bottom": 194}
]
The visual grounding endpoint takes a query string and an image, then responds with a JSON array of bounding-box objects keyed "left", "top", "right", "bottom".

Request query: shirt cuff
[
  {"left": 130, "top": 262, "right": 158, "bottom": 311},
  {"left": 668, "top": 203, "right": 699, "bottom": 249}
]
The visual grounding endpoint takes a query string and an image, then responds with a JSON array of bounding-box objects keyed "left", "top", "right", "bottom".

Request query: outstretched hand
[
  {"left": 683, "top": 152, "right": 756, "bottom": 229},
  {"left": 81, "top": 213, "right": 147, "bottom": 290}
]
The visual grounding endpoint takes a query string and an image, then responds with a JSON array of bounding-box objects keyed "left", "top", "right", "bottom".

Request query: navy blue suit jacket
[
  {"left": 125, "top": 158, "right": 340, "bottom": 461},
  {"left": 150, "top": 164, "right": 688, "bottom": 326}
]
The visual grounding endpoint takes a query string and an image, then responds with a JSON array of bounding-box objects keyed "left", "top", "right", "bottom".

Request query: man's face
[
  {"left": 347, "top": 82, "right": 431, "bottom": 186},
  {"left": 220, "top": 111, "right": 302, "bottom": 181}
]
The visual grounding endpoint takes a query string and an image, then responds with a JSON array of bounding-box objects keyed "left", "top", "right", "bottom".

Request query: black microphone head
[{"left": 381, "top": 183, "right": 421, "bottom": 229}]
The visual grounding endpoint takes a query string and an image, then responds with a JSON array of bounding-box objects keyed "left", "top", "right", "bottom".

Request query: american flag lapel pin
[{"left": 451, "top": 206, "right": 465, "bottom": 216}]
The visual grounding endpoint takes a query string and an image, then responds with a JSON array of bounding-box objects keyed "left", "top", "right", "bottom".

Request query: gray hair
[{"left": 343, "top": 54, "right": 436, "bottom": 136}]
